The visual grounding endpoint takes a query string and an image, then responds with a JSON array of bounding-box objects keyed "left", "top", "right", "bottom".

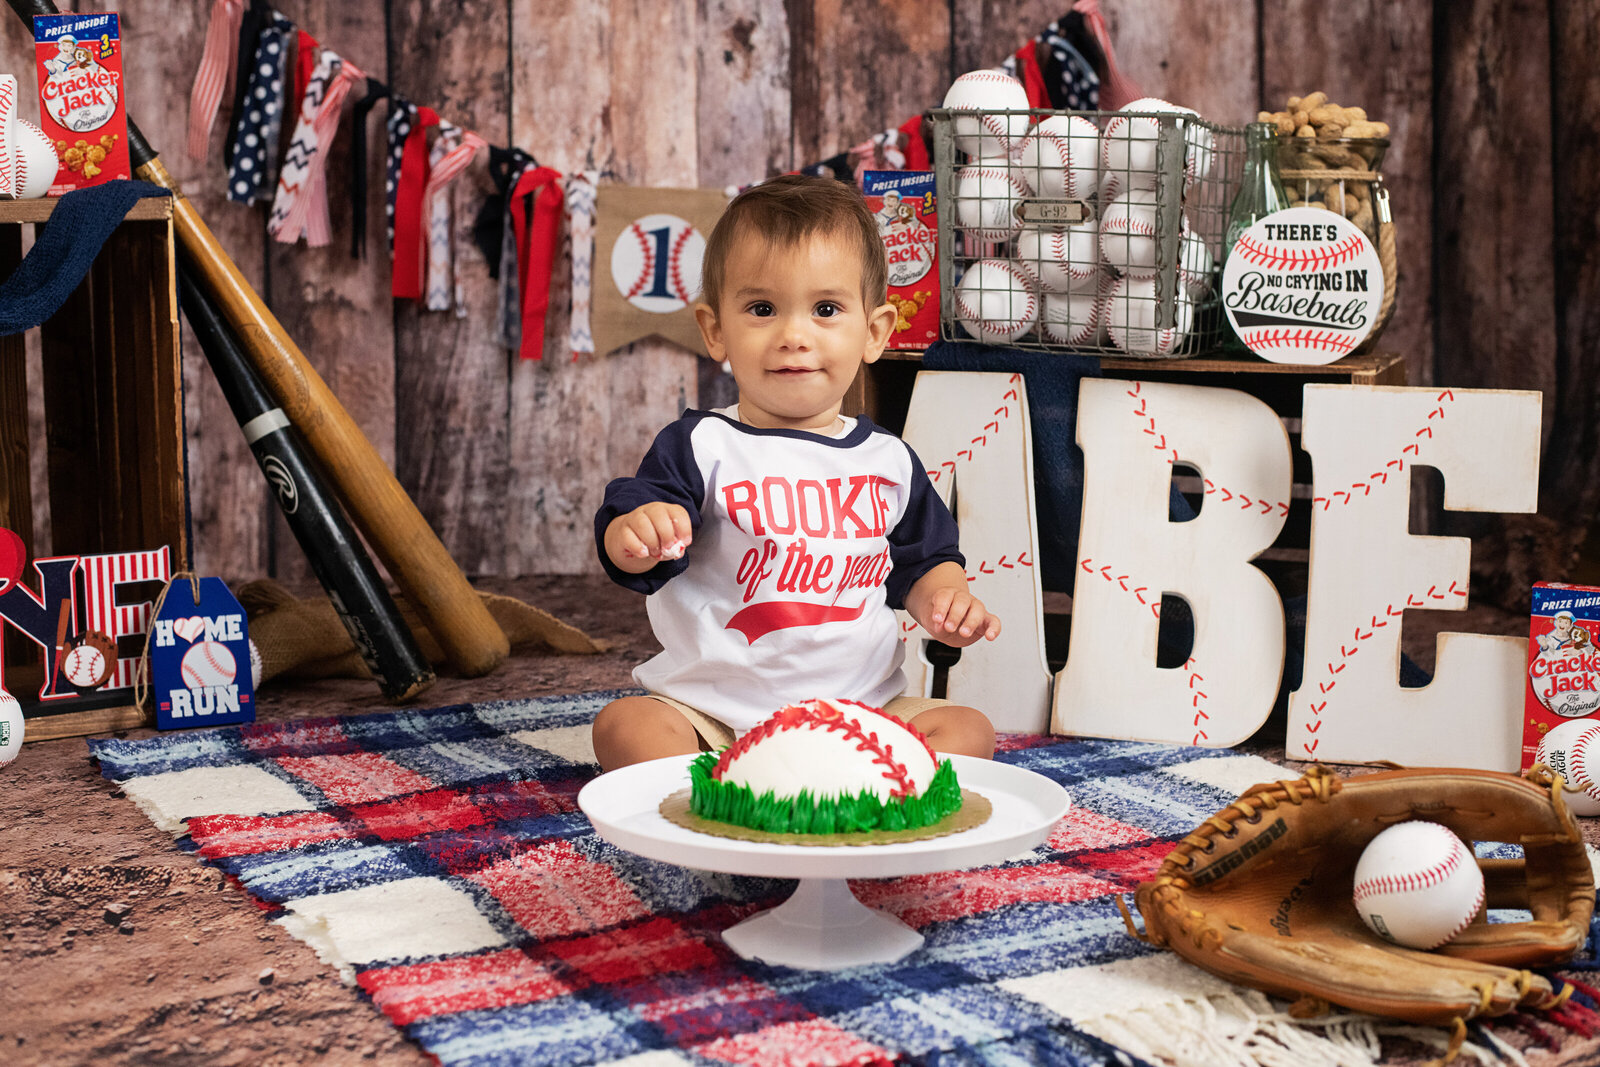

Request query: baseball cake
[{"left": 662, "top": 698, "right": 989, "bottom": 845}]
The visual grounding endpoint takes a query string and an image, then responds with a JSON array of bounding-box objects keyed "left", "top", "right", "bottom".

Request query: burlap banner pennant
[{"left": 592, "top": 185, "right": 727, "bottom": 358}]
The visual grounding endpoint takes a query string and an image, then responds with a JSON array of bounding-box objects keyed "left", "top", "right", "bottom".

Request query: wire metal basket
[{"left": 931, "top": 106, "right": 1246, "bottom": 358}]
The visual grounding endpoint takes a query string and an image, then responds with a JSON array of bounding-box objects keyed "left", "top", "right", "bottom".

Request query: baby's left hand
[{"left": 924, "top": 587, "right": 1001, "bottom": 647}]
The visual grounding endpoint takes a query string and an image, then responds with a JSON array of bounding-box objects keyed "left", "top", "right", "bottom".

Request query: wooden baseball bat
[
  {"left": 178, "top": 260, "right": 436, "bottom": 701},
  {"left": 7, "top": 0, "right": 507, "bottom": 676}
]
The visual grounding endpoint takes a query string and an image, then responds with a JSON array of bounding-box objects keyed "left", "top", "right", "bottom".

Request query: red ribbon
[
  {"left": 1013, "top": 42, "right": 1050, "bottom": 112},
  {"left": 292, "top": 30, "right": 318, "bottom": 129},
  {"left": 897, "top": 114, "right": 930, "bottom": 172},
  {"left": 508, "top": 165, "right": 564, "bottom": 360},
  {"left": 1073, "top": 0, "right": 1143, "bottom": 109},
  {"left": 391, "top": 105, "right": 440, "bottom": 300}
]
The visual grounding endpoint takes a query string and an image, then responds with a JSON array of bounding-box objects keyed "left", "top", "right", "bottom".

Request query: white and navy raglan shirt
[{"left": 595, "top": 406, "right": 964, "bottom": 733}]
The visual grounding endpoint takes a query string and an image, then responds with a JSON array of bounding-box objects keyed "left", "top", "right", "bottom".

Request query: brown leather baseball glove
[{"left": 1127, "top": 765, "right": 1594, "bottom": 1038}]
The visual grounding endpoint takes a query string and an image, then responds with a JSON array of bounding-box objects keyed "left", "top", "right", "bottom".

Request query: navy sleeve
[
  {"left": 594, "top": 414, "right": 708, "bottom": 594},
  {"left": 884, "top": 441, "right": 965, "bottom": 610}
]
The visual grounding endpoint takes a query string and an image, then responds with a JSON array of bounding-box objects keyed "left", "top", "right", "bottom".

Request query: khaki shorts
[{"left": 647, "top": 693, "right": 956, "bottom": 751}]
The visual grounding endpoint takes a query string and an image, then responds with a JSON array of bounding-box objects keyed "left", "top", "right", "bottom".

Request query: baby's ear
[
  {"left": 863, "top": 301, "right": 897, "bottom": 364},
  {"left": 694, "top": 303, "right": 726, "bottom": 361}
]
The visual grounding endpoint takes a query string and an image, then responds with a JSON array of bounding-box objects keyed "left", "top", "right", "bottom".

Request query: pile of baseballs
[{"left": 941, "top": 71, "right": 1217, "bottom": 356}]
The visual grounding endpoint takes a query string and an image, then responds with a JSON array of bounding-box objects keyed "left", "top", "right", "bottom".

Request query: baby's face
[{"left": 698, "top": 230, "right": 894, "bottom": 432}]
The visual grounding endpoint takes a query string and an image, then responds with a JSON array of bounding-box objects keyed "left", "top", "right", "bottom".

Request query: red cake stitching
[{"left": 711, "top": 698, "right": 932, "bottom": 798}]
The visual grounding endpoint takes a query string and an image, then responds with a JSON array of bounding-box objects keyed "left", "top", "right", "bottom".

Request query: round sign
[
  {"left": 610, "top": 213, "right": 705, "bottom": 314},
  {"left": 1221, "top": 206, "right": 1384, "bottom": 365}
]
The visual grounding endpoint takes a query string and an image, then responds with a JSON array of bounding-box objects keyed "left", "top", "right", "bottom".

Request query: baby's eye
[
  {"left": 814, "top": 302, "right": 842, "bottom": 318},
  {"left": 747, "top": 301, "right": 775, "bottom": 317}
]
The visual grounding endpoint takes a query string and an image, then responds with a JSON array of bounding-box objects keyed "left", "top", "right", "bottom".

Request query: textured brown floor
[{"left": 0, "top": 577, "right": 1586, "bottom": 1065}]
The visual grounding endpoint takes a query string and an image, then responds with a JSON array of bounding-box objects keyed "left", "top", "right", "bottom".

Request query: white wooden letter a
[
  {"left": 1288, "top": 385, "right": 1541, "bottom": 770},
  {"left": 896, "top": 371, "right": 1051, "bottom": 733},
  {"left": 1053, "top": 379, "right": 1291, "bottom": 746}
]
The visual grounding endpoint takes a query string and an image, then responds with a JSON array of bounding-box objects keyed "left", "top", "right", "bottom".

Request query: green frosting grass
[{"left": 687, "top": 751, "right": 963, "bottom": 834}]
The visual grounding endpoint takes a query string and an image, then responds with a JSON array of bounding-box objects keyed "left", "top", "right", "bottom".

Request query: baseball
[
  {"left": 63, "top": 643, "right": 107, "bottom": 689},
  {"left": 1016, "top": 221, "right": 1100, "bottom": 293},
  {"left": 1177, "top": 229, "right": 1215, "bottom": 296},
  {"left": 942, "top": 70, "right": 1031, "bottom": 160},
  {"left": 952, "top": 162, "right": 1027, "bottom": 243},
  {"left": 14, "top": 119, "right": 58, "bottom": 199},
  {"left": 1100, "top": 98, "right": 1203, "bottom": 194},
  {"left": 953, "top": 258, "right": 1038, "bottom": 345},
  {"left": 1353, "top": 821, "right": 1485, "bottom": 949},
  {"left": 181, "top": 640, "right": 238, "bottom": 689},
  {"left": 1040, "top": 281, "right": 1106, "bottom": 348},
  {"left": 1534, "top": 719, "right": 1600, "bottom": 816},
  {"left": 249, "top": 638, "right": 263, "bottom": 690},
  {"left": 1103, "top": 274, "right": 1194, "bottom": 357},
  {"left": 1015, "top": 114, "right": 1099, "bottom": 200},
  {"left": 0, "top": 689, "right": 22, "bottom": 767},
  {"left": 1099, "top": 190, "right": 1161, "bottom": 278}
]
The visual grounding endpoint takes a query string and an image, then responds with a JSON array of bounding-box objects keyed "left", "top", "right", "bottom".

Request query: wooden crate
[{"left": 0, "top": 196, "right": 188, "bottom": 741}]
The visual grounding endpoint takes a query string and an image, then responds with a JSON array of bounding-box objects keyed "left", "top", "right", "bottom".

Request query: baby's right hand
[{"left": 606, "top": 503, "right": 693, "bottom": 572}]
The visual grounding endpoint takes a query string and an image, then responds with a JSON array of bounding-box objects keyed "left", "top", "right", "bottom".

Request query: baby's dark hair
[{"left": 700, "top": 174, "right": 888, "bottom": 314}]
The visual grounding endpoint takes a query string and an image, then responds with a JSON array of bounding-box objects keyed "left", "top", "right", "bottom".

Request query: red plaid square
[
  {"left": 190, "top": 809, "right": 350, "bottom": 858},
  {"left": 543, "top": 916, "right": 723, "bottom": 986},
  {"left": 358, "top": 947, "right": 579, "bottom": 1026},
  {"left": 241, "top": 719, "right": 359, "bottom": 756},
  {"left": 696, "top": 1017, "right": 894, "bottom": 1066},
  {"left": 275, "top": 752, "right": 436, "bottom": 806},
  {"left": 467, "top": 840, "right": 646, "bottom": 937},
  {"left": 852, "top": 861, "right": 1122, "bottom": 927},
  {"left": 1046, "top": 807, "right": 1158, "bottom": 852},
  {"left": 353, "top": 787, "right": 489, "bottom": 841}
]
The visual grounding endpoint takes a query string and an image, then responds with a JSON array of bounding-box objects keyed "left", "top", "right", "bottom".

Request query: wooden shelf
[
  {"left": 875, "top": 344, "right": 1405, "bottom": 383},
  {"left": 0, "top": 196, "right": 172, "bottom": 224}
]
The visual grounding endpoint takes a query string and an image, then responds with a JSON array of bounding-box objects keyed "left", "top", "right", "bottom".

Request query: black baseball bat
[{"left": 178, "top": 261, "right": 435, "bottom": 702}]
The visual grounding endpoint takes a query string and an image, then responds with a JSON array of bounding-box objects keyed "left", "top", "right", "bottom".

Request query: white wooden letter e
[
  {"left": 1287, "top": 385, "right": 1541, "bottom": 770},
  {"left": 1053, "top": 379, "right": 1292, "bottom": 746}
]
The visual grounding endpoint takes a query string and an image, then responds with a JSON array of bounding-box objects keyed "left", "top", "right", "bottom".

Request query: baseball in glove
[
  {"left": 1126, "top": 765, "right": 1593, "bottom": 1046},
  {"left": 60, "top": 629, "right": 118, "bottom": 690}
]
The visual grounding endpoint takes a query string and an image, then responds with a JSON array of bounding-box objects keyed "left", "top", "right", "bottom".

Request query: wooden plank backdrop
[{"left": 1, "top": 0, "right": 1595, "bottom": 608}]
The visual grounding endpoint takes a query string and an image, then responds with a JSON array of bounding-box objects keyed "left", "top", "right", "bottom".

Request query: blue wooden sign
[{"left": 148, "top": 577, "right": 255, "bottom": 730}]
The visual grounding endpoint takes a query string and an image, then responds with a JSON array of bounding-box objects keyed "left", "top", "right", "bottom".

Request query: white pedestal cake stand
[{"left": 578, "top": 753, "right": 1072, "bottom": 971}]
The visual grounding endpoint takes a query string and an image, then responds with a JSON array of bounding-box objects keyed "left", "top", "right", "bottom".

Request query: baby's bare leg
[
  {"left": 909, "top": 704, "right": 996, "bottom": 760},
  {"left": 592, "top": 695, "right": 702, "bottom": 772}
]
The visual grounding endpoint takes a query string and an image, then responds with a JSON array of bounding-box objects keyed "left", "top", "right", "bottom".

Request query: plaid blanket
[{"left": 87, "top": 690, "right": 1593, "bottom": 1066}]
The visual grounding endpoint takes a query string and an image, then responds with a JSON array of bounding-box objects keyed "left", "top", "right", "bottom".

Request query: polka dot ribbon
[
  {"left": 384, "top": 98, "right": 416, "bottom": 254},
  {"left": 225, "top": 11, "right": 292, "bottom": 206},
  {"left": 268, "top": 46, "right": 366, "bottom": 247},
  {"left": 186, "top": 0, "right": 244, "bottom": 161},
  {"left": 390, "top": 102, "right": 440, "bottom": 300}
]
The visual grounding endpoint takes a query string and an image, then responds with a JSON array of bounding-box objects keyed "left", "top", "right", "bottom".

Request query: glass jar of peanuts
[{"left": 1278, "top": 137, "right": 1388, "bottom": 244}]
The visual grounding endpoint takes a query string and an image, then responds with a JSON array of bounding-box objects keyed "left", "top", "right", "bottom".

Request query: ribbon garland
[
  {"left": 508, "top": 165, "right": 564, "bottom": 361},
  {"left": 225, "top": 10, "right": 291, "bottom": 205},
  {"left": 196, "top": 3, "right": 1126, "bottom": 354},
  {"left": 268, "top": 48, "right": 366, "bottom": 246},
  {"left": 186, "top": 0, "right": 244, "bottom": 161}
]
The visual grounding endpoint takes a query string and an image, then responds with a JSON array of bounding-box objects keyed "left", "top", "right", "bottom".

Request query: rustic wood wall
[{"left": 3, "top": 1, "right": 1595, "bottom": 600}]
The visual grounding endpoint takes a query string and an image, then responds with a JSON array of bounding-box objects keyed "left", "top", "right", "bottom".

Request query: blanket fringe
[{"left": 1077, "top": 991, "right": 1520, "bottom": 1067}]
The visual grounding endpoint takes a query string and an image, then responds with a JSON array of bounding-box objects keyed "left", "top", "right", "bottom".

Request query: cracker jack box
[
  {"left": 32, "top": 11, "right": 129, "bottom": 193},
  {"left": 149, "top": 577, "right": 255, "bottom": 730},
  {"left": 862, "top": 170, "right": 938, "bottom": 349},
  {"left": 1520, "top": 582, "right": 1600, "bottom": 770}
]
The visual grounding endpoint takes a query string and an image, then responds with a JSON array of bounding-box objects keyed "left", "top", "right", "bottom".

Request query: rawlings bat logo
[{"left": 261, "top": 456, "right": 298, "bottom": 514}]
